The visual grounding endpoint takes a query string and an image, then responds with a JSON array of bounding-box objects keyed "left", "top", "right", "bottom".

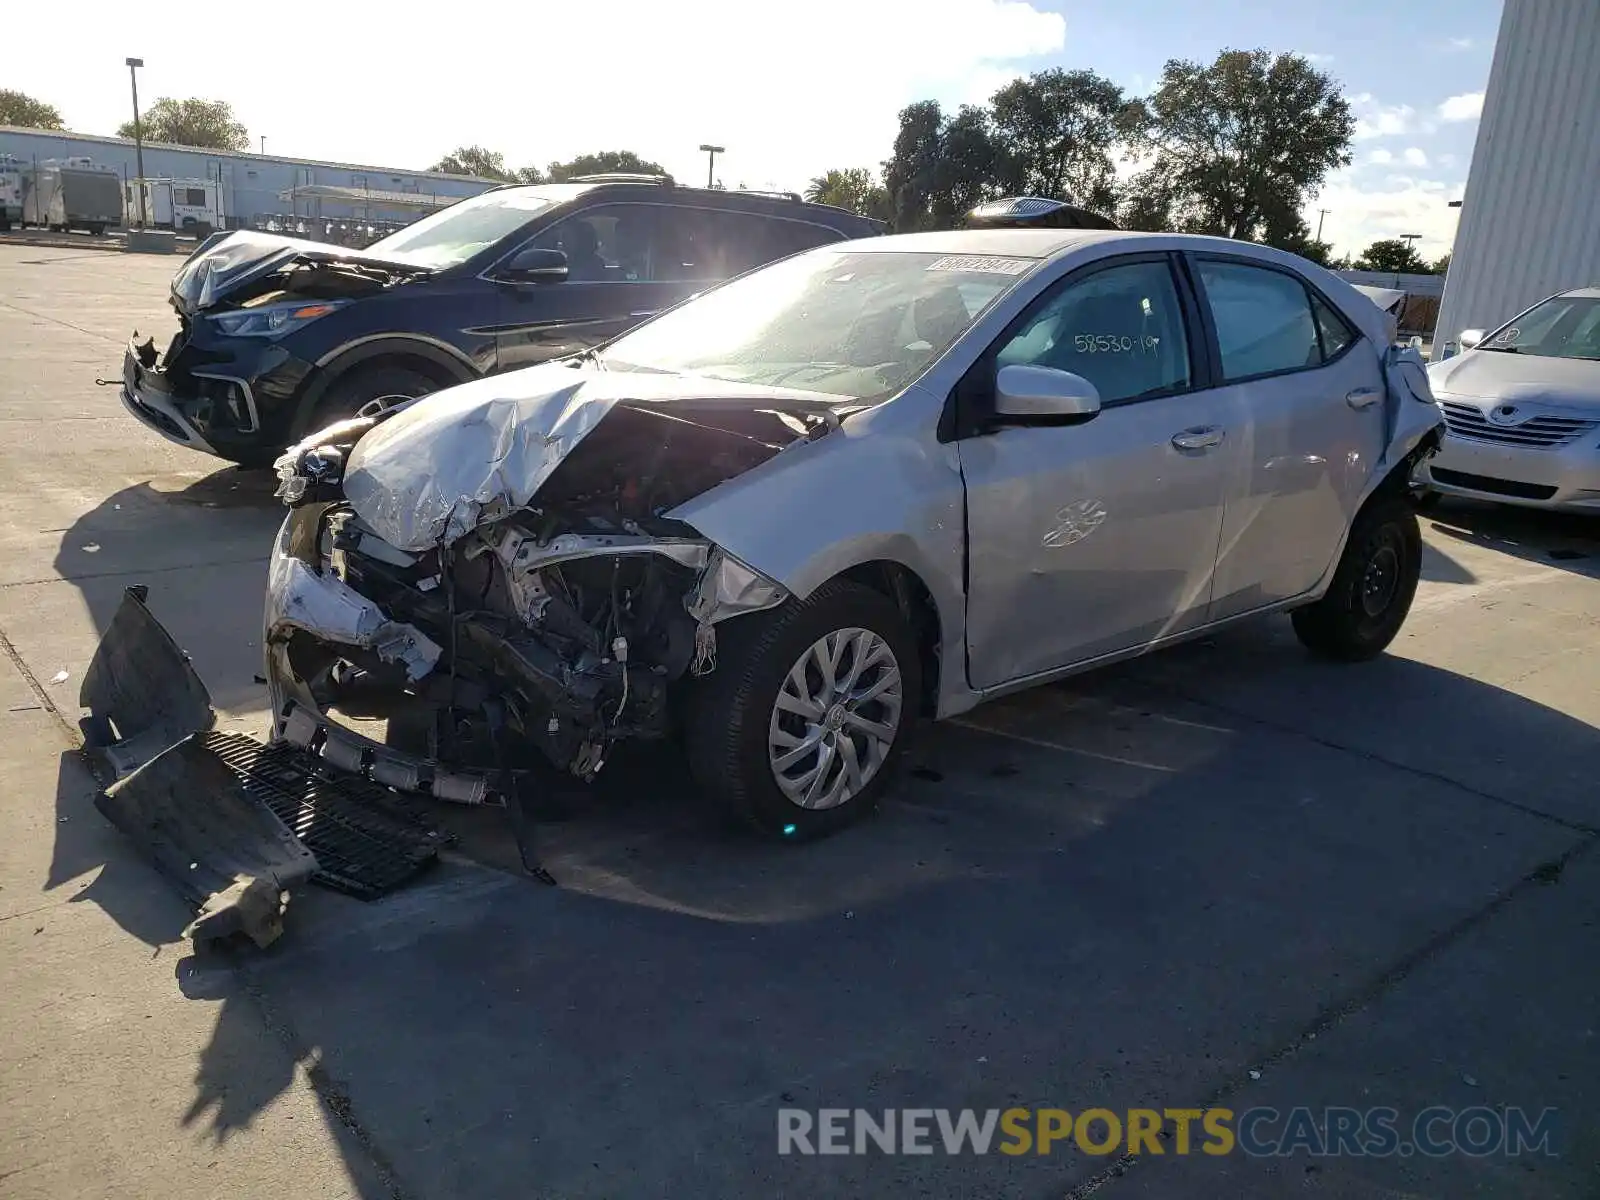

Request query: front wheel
[
  {"left": 684, "top": 580, "right": 921, "bottom": 840},
  {"left": 297, "top": 362, "right": 440, "bottom": 441},
  {"left": 1291, "top": 495, "right": 1422, "bottom": 661}
]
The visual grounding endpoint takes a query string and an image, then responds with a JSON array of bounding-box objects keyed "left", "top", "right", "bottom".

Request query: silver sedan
[
  {"left": 1422, "top": 287, "right": 1600, "bottom": 511},
  {"left": 265, "top": 227, "right": 1444, "bottom": 839}
]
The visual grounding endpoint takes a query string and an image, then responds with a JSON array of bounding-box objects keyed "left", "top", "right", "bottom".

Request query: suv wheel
[
  {"left": 685, "top": 580, "right": 920, "bottom": 840},
  {"left": 300, "top": 362, "right": 440, "bottom": 440},
  {"left": 1291, "top": 494, "right": 1422, "bottom": 661}
]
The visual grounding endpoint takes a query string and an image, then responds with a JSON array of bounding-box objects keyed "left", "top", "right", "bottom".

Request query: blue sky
[{"left": 12, "top": 0, "right": 1501, "bottom": 255}]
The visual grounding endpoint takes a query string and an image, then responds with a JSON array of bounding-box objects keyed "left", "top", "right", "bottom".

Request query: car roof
[
  {"left": 485, "top": 181, "right": 883, "bottom": 231},
  {"left": 1558, "top": 286, "right": 1600, "bottom": 299},
  {"left": 843, "top": 228, "right": 1129, "bottom": 258}
]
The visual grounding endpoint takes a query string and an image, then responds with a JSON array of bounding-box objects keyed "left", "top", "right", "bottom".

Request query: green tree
[
  {"left": 117, "top": 97, "right": 248, "bottom": 151},
  {"left": 881, "top": 100, "right": 1002, "bottom": 232},
  {"left": 988, "top": 69, "right": 1126, "bottom": 214},
  {"left": 882, "top": 100, "right": 945, "bottom": 232},
  {"left": 545, "top": 150, "right": 667, "bottom": 182},
  {"left": 1353, "top": 238, "right": 1428, "bottom": 273},
  {"left": 1262, "top": 210, "right": 1337, "bottom": 267},
  {"left": 1123, "top": 50, "right": 1354, "bottom": 241},
  {"left": 430, "top": 146, "right": 514, "bottom": 180},
  {"left": 1432, "top": 251, "right": 1452, "bottom": 275},
  {"left": 0, "top": 88, "right": 64, "bottom": 130},
  {"left": 804, "top": 168, "right": 890, "bottom": 219}
]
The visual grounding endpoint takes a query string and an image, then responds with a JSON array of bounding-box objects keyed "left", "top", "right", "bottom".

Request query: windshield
[
  {"left": 366, "top": 189, "right": 556, "bottom": 269},
  {"left": 602, "top": 249, "right": 1032, "bottom": 401},
  {"left": 1482, "top": 296, "right": 1600, "bottom": 360}
]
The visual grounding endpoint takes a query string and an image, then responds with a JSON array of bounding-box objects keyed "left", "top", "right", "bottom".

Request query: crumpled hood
[
  {"left": 170, "top": 230, "right": 432, "bottom": 314},
  {"left": 1428, "top": 349, "right": 1600, "bottom": 411},
  {"left": 341, "top": 364, "right": 842, "bottom": 552}
]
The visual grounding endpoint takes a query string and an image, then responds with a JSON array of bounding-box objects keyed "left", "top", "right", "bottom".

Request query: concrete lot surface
[{"left": 1, "top": 244, "right": 1596, "bottom": 1199}]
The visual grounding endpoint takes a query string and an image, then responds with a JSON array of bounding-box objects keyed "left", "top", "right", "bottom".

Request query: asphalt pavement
[{"left": 0, "top": 243, "right": 1596, "bottom": 1200}]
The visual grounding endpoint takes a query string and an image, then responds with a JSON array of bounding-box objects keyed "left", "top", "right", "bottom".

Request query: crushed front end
[{"left": 262, "top": 370, "right": 818, "bottom": 805}]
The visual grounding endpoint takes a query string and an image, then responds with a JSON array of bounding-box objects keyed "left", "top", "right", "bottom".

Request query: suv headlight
[{"left": 209, "top": 300, "right": 346, "bottom": 339}]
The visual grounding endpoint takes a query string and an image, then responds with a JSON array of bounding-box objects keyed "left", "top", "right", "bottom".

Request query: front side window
[
  {"left": 603, "top": 249, "right": 1025, "bottom": 402},
  {"left": 366, "top": 188, "right": 556, "bottom": 268},
  {"left": 994, "top": 260, "right": 1192, "bottom": 403},
  {"left": 529, "top": 205, "right": 655, "bottom": 282},
  {"left": 1199, "top": 260, "right": 1321, "bottom": 381},
  {"left": 1483, "top": 296, "right": 1600, "bottom": 359}
]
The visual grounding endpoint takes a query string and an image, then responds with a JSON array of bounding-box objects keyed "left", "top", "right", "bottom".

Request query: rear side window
[
  {"left": 1199, "top": 260, "right": 1321, "bottom": 381},
  {"left": 1312, "top": 294, "right": 1357, "bottom": 360},
  {"left": 657, "top": 207, "right": 842, "bottom": 281}
]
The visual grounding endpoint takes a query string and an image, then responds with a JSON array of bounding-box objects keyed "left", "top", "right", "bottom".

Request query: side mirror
[
  {"left": 994, "top": 364, "right": 1102, "bottom": 423},
  {"left": 500, "top": 247, "right": 568, "bottom": 283},
  {"left": 1459, "top": 328, "right": 1484, "bottom": 349}
]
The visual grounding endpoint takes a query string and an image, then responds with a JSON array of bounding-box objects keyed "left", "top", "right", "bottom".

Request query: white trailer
[
  {"left": 128, "top": 177, "right": 221, "bottom": 236},
  {"left": 21, "top": 158, "right": 123, "bottom": 234},
  {"left": 0, "top": 155, "right": 22, "bottom": 229}
]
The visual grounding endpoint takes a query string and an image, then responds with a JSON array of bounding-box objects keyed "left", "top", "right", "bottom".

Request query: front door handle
[
  {"left": 1346, "top": 387, "right": 1382, "bottom": 410},
  {"left": 629, "top": 310, "right": 658, "bottom": 319},
  {"left": 1171, "top": 426, "right": 1225, "bottom": 451}
]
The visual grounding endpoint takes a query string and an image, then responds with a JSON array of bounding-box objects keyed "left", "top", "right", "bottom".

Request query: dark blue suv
[{"left": 118, "top": 177, "right": 883, "bottom": 465}]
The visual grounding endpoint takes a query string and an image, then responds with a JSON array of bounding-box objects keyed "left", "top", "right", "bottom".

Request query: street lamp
[
  {"left": 698, "top": 143, "right": 724, "bottom": 189},
  {"left": 125, "top": 57, "right": 147, "bottom": 230},
  {"left": 260, "top": 135, "right": 267, "bottom": 155},
  {"left": 1399, "top": 233, "right": 1422, "bottom": 248},
  {"left": 1316, "top": 208, "right": 1330, "bottom": 242}
]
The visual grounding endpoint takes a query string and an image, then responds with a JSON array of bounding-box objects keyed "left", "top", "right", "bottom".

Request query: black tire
[
  {"left": 1292, "top": 495, "right": 1422, "bottom": 661},
  {"left": 297, "top": 362, "right": 440, "bottom": 441},
  {"left": 684, "top": 579, "right": 921, "bottom": 841}
]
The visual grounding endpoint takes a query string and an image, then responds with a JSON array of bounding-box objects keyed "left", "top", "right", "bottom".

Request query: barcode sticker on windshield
[{"left": 925, "top": 255, "right": 1034, "bottom": 275}]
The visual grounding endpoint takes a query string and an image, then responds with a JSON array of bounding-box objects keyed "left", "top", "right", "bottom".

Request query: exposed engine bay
[{"left": 266, "top": 376, "right": 827, "bottom": 795}]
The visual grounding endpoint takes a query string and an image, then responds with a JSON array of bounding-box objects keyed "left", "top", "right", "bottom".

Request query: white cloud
[
  {"left": 1367, "top": 148, "right": 1395, "bottom": 165},
  {"left": 1302, "top": 52, "right": 1335, "bottom": 64},
  {"left": 1402, "top": 147, "right": 1429, "bottom": 167},
  {"left": 1439, "top": 92, "right": 1485, "bottom": 121},
  {"left": 1353, "top": 98, "right": 1416, "bottom": 140},
  {"left": 1307, "top": 170, "right": 1461, "bottom": 257},
  {"left": 1441, "top": 36, "right": 1477, "bottom": 51},
  {"left": 1437, "top": 152, "right": 1458, "bottom": 168},
  {"left": 3, "top": 0, "right": 1066, "bottom": 191}
]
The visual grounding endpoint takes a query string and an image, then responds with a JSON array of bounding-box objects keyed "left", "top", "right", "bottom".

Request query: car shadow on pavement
[
  {"left": 153, "top": 639, "right": 1598, "bottom": 1199},
  {"left": 1423, "top": 497, "right": 1600, "bottom": 580}
]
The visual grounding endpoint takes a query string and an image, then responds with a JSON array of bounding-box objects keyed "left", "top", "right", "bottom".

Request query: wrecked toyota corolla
[{"left": 263, "top": 227, "right": 1445, "bottom": 840}]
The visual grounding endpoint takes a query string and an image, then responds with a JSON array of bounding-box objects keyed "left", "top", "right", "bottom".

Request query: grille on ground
[{"left": 202, "top": 731, "right": 451, "bottom": 900}]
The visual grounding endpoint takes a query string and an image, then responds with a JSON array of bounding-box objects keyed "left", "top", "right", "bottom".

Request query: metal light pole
[
  {"left": 125, "top": 57, "right": 147, "bottom": 230},
  {"left": 1316, "top": 208, "right": 1330, "bottom": 242},
  {"left": 260, "top": 135, "right": 266, "bottom": 155},
  {"left": 698, "top": 143, "right": 724, "bottom": 189}
]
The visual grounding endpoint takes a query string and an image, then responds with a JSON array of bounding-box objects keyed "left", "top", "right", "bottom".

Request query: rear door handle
[
  {"left": 1171, "top": 426, "right": 1225, "bottom": 451},
  {"left": 1346, "top": 387, "right": 1382, "bottom": 409},
  {"left": 629, "top": 310, "right": 658, "bottom": 319}
]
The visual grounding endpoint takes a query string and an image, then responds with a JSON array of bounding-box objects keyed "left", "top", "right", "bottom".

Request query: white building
[
  {"left": 0, "top": 126, "right": 497, "bottom": 230},
  {"left": 1434, "top": 0, "right": 1600, "bottom": 348}
]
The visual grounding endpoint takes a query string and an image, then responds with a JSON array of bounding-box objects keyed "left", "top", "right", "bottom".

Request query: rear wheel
[
  {"left": 298, "top": 362, "right": 441, "bottom": 441},
  {"left": 1292, "top": 495, "right": 1422, "bottom": 661},
  {"left": 685, "top": 580, "right": 920, "bottom": 840}
]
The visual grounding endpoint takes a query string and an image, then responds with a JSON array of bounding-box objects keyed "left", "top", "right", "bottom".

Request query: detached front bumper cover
[{"left": 81, "top": 587, "right": 447, "bottom": 948}]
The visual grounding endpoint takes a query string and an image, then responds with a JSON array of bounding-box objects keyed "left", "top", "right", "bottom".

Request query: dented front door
[
  {"left": 958, "top": 255, "right": 1237, "bottom": 689},
  {"left": 960, "top": 395, "right": 1236, "bottom": 688}
]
